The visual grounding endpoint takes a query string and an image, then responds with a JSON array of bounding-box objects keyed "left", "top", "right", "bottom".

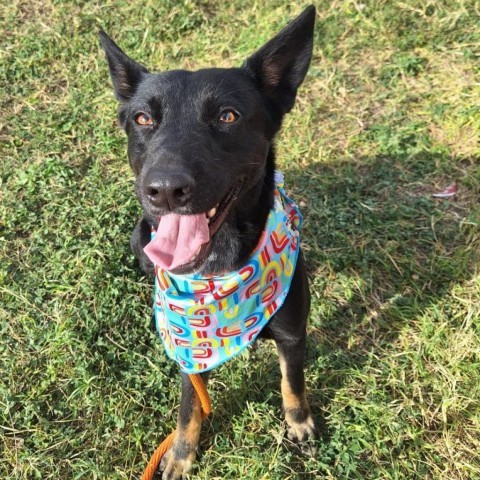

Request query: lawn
[{"left": 1, "top": 1, "right": 479, "bottom": 479}]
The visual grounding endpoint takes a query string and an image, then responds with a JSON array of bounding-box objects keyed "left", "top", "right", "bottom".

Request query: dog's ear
[
  {"left": 99, "top": 31, "right": 148, "bottom": 102},
  {"left": 243, "top": 5, "right": 315, "bottom": 115}
]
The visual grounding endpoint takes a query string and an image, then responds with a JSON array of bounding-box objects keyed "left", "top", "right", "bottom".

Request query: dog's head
[{"left": 100, "top": 6, "right": 315, "bottom": 273}]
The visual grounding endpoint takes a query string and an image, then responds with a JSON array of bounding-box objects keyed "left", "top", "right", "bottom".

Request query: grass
[{"left": 1, "top": 0, "right": 479, "bottom": 479}]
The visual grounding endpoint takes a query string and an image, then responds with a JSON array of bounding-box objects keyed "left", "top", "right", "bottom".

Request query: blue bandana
[{"left": 151, "top": 171, "right": 302, "bottom": 373}]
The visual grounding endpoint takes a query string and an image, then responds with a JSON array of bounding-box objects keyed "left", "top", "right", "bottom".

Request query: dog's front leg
[
  {"left": 276, "top": 337, "right": 316, "bottom": 445},
  {"left": 268, "top": 252, "right": 316, "bottom": 447},
  {"left": 158, "top": 372, "right": 208, "bottom": 480}
]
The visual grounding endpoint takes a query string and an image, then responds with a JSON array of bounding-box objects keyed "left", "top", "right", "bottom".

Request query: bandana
[{"left": 148, "top": 171, "right": 302, "bottom": 373}]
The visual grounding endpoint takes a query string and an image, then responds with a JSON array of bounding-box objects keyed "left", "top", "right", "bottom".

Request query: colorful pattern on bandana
[{"left": 151, "top": 171, "right": 302, "bottom": 373}]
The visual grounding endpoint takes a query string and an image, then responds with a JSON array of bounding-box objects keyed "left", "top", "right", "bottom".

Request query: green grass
[{"left": 1, "top": 1, "right": 479, "bottom": 479}]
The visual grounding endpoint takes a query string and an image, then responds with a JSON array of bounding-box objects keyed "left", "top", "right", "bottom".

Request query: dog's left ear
[{"left": 243, "top": 5, "right": 315, "bottom": 115}]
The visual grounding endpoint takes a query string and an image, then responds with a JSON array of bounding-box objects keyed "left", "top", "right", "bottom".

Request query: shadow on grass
[
  {"left": 292, "top": 152, "right": 475, "bottom": 382},
  {"left": 292, "top": 151, "right": 476, "bottom": 475}
]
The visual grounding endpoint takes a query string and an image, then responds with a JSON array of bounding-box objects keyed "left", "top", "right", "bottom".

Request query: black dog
[{"left": 100, "top": 6, "right": 316, "bottom": 478}]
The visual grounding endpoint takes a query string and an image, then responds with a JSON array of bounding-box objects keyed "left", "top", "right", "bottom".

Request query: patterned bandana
[{"left": 150, "top": 171, "right": 302, "bottom": 373}]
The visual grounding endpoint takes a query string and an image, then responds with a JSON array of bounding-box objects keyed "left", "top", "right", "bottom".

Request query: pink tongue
[{"left": 144, "top": 213, "right": 210, "bottom": 270}]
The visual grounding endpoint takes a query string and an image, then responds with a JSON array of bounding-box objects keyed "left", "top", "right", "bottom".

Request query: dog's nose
[{"left": 144, "top": 171, "right": 195, "bottom": 210}]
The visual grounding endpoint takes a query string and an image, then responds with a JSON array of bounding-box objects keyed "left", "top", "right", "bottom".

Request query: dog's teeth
[{"left": 207, "top": 207, "right": 217, "bottom": 218}]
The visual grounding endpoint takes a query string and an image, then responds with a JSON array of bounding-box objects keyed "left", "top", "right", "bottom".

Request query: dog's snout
[{"left": 144, "top": 171, "right": 195, "bottom": 210}]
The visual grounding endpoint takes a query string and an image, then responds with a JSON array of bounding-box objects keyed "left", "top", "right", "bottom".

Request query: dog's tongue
[{"left": 144, "top": 213, "right": 210, "bottom": 270}]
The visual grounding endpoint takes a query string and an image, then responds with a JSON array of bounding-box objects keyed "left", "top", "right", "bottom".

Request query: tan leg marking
[
  {"left": 160, "top": 393, "right": 203, "bottom": 480},
  {"left": 279, "top": 354, "right": 315, "bottom": 443}
]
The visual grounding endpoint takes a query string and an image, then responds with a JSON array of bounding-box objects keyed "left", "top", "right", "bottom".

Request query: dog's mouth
[
  {"left": 205, "top": 181, "right": 242, "bottom": 236},
  {"left": 144, "top": 182, "right": 243, "bottom": 274}
]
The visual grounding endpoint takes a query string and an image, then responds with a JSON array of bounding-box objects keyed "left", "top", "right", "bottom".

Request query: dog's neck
[{"left": 197, "top": 149, "right": 276, "bottom": 276}]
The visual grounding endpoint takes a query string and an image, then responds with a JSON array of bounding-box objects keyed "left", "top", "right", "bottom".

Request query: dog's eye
[
  {"left": 218, "top": 110, "right": 238, "bottom": 124},
  {"left": 135, "top": 113, "right": 153, "bottom": 126}
]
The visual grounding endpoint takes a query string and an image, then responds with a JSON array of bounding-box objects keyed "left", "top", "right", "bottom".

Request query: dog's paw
[
  {"left": 158, "top": 447, "right": 196, "bottom": 480},
  {"left": 285, "top": 413, "right": 317, "bottom": 455},
  {"left": 287, "top": 414, "right": 315, "bottom": 442}
]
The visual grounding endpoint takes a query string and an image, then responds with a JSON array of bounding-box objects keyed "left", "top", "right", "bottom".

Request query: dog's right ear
[{"left": 99, "top": 31, "right": 148, "bottom": 102}]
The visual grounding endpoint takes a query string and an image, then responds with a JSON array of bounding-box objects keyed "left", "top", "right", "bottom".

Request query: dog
[{"left": 100, "top": 5, "right": 316, "bottom": 479}]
